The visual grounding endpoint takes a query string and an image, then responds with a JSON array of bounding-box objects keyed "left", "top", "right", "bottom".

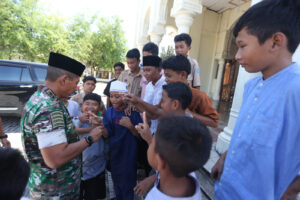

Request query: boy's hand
[
  {"left": 89, "top": 112, "right": 103, "bottom": 127},
  {"left": 0, "top": 138, "right": 11, "bottom": 147},
  {"left": 211, "top": 152, "right": 227, "bottom": 182},
  {"left": 135, "top": 112, "right": 152, "bottom": 145},
  {"left": 134, "top": 174, "right": 156, "bottom": 197},
  {"left": 119, "top": 116, "right": 133, "bottom": 129},
  {"left": 79, "top": 112, "right": 89, "bottom": 123},
  {"left": 281, "top": 175, "right": 300, "bottom": 200}
]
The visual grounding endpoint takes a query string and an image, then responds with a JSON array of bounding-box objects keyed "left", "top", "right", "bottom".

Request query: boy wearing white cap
[{"left": 103, "top": 81, "right": 142, "bottom": 200}]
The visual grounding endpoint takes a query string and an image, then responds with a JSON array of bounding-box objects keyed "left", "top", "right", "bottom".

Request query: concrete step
[{"left": 196, "top": 168, "right": 215, "bottom": 200}]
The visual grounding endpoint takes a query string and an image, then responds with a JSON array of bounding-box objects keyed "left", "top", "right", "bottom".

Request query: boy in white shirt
[{"left": 145, "top": 115, "right": 212, "bottom": 200}]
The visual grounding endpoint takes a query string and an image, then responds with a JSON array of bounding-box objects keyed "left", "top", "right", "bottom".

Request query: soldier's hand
[
  {"left": 135, "top": 112, "right": 152, "bottom": 145},
  {"left": 89, "top": 126, "right": 103, "bottom": 142},
  {"left": 79, "top": 112, "right": 89, "bottom": 123}
]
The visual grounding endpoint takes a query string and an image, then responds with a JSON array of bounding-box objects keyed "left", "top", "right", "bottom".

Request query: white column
[
  {"left": 216, "top": 67, "right": 259, "bottom": 153},
  {"left": 293, "top": 45, "right": 300, "bottom": 63},
  {"left": 216, "top": 0, "right": 262, "bottom": 153},
  {"left": 171, "top": 0, "right": 202, "bottom": 34},
  {"left": 212, "top": 59, "right": 225, "bottom": 100}
]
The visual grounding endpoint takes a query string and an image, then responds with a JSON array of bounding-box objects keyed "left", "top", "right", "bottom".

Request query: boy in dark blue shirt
[{"left": 103, "top": 80, "right": 142, "bottom": 200}]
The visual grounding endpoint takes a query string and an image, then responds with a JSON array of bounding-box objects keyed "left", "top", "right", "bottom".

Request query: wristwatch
[
  {"left": 84, "top": 136, "right": 94, "bottom": 146},
  {"left": 0, "top": 134, "right": 8, "bottom": 139}
]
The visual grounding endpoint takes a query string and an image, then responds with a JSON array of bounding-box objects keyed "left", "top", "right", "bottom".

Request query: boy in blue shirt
[
  {"left": 103, "top": 80, "right": 142, "bottom": 200},
  {"left": 211, "top": 0, "right": 300, "bottom": 199},
  {"left": 73, "top": 93, "right": 107, "bottom": 200}
]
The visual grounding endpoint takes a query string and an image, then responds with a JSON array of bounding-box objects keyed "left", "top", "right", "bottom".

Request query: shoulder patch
[{"left": 50, "top": 111, "right": 65, "bottom": 129}]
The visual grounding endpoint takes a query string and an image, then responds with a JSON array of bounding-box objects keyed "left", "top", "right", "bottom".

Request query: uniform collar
[
  {"left": 128, "top": 68, "right": 143, "bottom": 77},
  {"left": 40, "top": 86, "right": 60, "bottom": 102}
]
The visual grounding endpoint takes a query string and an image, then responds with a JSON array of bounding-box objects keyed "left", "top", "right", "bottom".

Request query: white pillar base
[{"left": 216, "top": 129, "right": 232, "bottom": 154}]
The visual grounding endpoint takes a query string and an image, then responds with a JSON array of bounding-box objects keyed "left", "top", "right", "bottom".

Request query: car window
[
  {"left": 21, "top": 68, "right": 32, "bottom": 82},
  {"left": 32, "top": 67, "right": 47, "bottom": 81},
  {"left": 0, "top": 66, "right": 21, "bottom": 81}
]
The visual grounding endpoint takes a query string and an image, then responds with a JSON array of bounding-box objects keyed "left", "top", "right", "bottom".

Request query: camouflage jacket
[{"left": 21, "top": 86, "right": 81, "bottom": 200}]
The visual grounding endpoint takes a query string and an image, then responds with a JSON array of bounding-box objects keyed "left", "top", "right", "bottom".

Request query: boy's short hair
[
  {"left": 126, "top": 48, "right": 140, "bottom": 60},
  {"left": 0, "top": 148, "right": 30, "bottom": 200},
  {"left": 83, "top": 76, "right": 96, "bottom": 83},
  {"left": 155, "top": 116, "right": 212, "bottom": 177},
  {"left": 83, "top": 93, "right": 102, "bottom": 105},
  {"left": 163, "top": 82, "right": 192, "bottom": 110},
  {"left": 174, "top": 33, "right": 192, "bottom": 46},
  {"left": 162, "top": 55, "right": 191, "bottom": 77},
  {"left": 233, "top": 0, "right": 300, "bottom": 53},
  {"left": 114, "top": 62, "right": 125, "bottom": 70},
  {"left": 142, "top": 42, "right": 159, "bottom": 56}
]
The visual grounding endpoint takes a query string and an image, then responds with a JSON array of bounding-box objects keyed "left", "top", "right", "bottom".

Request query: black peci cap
[
  {"left": 48, "top": 52, "right": 85, "bottom": 76},
  {"left": 143, "top": 56, "right": 162, "bottom": 68}
]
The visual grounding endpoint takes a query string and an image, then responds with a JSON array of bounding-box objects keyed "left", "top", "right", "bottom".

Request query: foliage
[
  {"left": 0, "top": 0, "right": 127, "bottom": 72},
  {"left": 88, "top": 17, "right": 127, "bottom": 72},
  {"left": 160, "top": 45, "right": 175, "bottom": 60}
]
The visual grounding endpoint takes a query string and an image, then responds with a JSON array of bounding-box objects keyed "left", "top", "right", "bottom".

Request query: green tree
[
  {"left": 160, "top": 45, "right": 175, "bottom": 60},
  {"left": 88, "top": 16, "right": 127, "bottom": 74},
  {"left": 0, "top": 1, "right": 127, "bottom": 71},
  {"left": 67, "top": 14, "right": 95, "bottom": 64}
]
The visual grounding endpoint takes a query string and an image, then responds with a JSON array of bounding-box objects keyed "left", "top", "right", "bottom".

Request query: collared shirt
[
  {"left": 74, "top": 119, "right": 106, "bottom": 181},
  {"left": 187, "top": 57, "right": 201, "bottom": 88},
  {"left": 188, "top": 87, "right": 219, "bottom": 123},
  {"left": 215, "top": 63, "right": 300, "bottom": 200},
  {"left": 21, "top": 86, "right": 81, "bottom": 200},
  {"left": 118, "top": 69, "right": 143, "bottom": 97},
  {"left": 144, "top": 76, "right": 166, "bottom": 134}
]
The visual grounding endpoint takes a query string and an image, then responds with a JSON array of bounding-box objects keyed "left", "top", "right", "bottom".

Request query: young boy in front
[
  {"left": 103, "top": 80, "right": 142, "bottom": 200},
  {"left": 134, "top": 82, "right": 193, "bottom": 197},
  {"left": 211, "top": 0, "right": 300, "bottom": 199},
  {"left": 145, "top": 115, "right": 212, "bottom": 199},
  {"left": 73, "top": 93, "right": 107, "bottom": 200},
  {"left": 174, "top": 33, "right": 201, "bottom": 89}
]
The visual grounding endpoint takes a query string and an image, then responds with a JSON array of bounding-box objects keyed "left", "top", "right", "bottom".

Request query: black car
[{"left": 0, "top": 60, "right": 48, "bottom": 117}]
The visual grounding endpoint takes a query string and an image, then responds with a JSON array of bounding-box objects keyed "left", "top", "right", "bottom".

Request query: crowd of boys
[{"left": 1, "top": 0, "right": 300, "bottom": 199}]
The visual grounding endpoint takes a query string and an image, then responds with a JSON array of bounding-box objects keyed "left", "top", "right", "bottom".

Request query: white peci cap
[{"left": 110, "top": 80, "right": 128, "bottom": 93}]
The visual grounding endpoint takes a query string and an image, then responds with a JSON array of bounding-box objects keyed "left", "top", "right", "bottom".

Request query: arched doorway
[{"left": 217, "top": 28, "right": 240, "bottom": 114}]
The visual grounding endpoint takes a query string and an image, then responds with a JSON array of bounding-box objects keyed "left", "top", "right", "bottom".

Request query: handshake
[{"left": 78, "top": 111, "right": 108, "bottom": 143}]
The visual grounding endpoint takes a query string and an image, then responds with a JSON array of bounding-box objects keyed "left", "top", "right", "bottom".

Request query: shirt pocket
[{"left": 251, "top": 111, "right": 280, "bottom": 148}]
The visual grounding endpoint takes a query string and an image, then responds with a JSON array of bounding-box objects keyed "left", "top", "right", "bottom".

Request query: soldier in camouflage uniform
[{"left": 21, "top": 52, "right": 105, "bottom": 200}]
